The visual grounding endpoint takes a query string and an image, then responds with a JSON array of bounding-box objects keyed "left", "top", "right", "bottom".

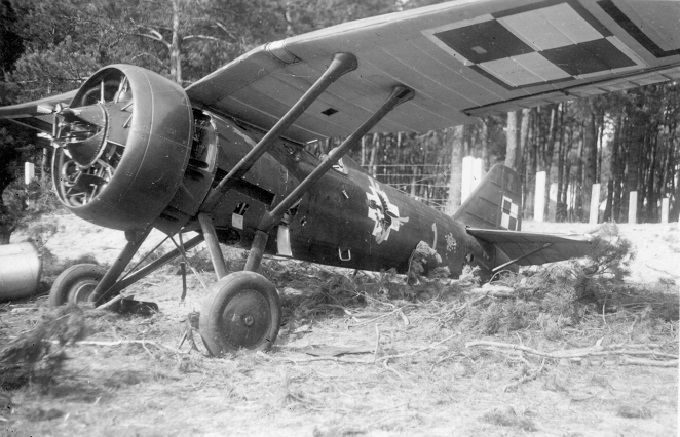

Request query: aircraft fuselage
[{"left": 199, "top": 110, "right": 502, "bottom": 278}]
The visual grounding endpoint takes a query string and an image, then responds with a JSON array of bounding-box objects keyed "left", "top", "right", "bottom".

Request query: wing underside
[
  {"left": 186, "top": 0, "right": 680, "bottom": 143},
  {"left": 0, "top": 90, "right": 77, "bottom": 133},
  {"left": 2, "top": 1, "right": 679, "bottom": 143},
  {"left": 467, "top": 228, "right": 594, "bottom": 267}
]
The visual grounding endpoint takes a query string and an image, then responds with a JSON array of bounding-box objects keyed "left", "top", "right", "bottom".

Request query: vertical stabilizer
[{"left": 452, "top": 164, "right": 523, "bottom": 231}]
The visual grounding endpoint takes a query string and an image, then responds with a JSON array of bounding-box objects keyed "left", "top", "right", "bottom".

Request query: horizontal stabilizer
[{"left": 467, "top": 228, "right": 593, "bottom": 268}]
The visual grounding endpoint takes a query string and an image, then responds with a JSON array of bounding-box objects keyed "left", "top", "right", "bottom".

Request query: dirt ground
[{"left": 1, "top": 214, "right": 678, "bottom": 436}]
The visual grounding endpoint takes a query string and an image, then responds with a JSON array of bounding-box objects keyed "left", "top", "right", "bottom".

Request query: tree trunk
[
  {"left": 543, "top": 106, "right": 557, "bottom": 219},
  {"left": 603, "top": 179, "right": 614, "bottom": 222},
  {"left": 582, "top": 107, "right": 598, "bottom": 221},
  {"left": 556, "top": 105, "right": 566, "bottom": 221},
  {"left": 626, "top": 125, "right": 641, "bottom": 223},
  {"left": 284, "top": 1, "right": 296, "bottom": 36},
  {"left": 520, "top": 108, "right": 531, "bottom": 170},
  {"left": 368, "top": 133, "right": 378, "bottom": 177},
  {"left": 612, "top": 115, "right": 624, "bottom": 221},
  {"left": 671, "top": 166, "right": 680, "bottom": 222},
  {"left": 583, "top": 109, "right": 598, "bottom": 189},
  {"left": 520, "top": 109, "right": 532, "bottom": 217},
  {"left": 645, "top": 131, "right": 658, "bottom": 222},
  {"left": 410, "top": 166, "right": 418, "bottom": 198},
  {"left": 171, "top": 0, "right": 183, "bottom": 84},
  {"left": 0, "top": 230, "right": 10, "bottom": 244},
  {"left": 505, "top": 111, "right": 519, "bottom": 169},
  {"left": 481, "top": 117, "right": 490, "bottom": 169},
  {"left": 574, "top": 127, "right": 584, "bottom": 221},
  {"left": 446, "top": 125, "right": 464, "bottom": 214}
]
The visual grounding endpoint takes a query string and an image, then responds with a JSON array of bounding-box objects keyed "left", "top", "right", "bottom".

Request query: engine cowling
[{"left": 52, "top": 65, "right": 194, "bottom": 232}]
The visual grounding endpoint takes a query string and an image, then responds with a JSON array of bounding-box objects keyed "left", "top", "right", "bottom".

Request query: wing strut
[
  {"left": 244, "top": 85, "right": 415, "bottom": 272},
  {"left": 200, "top": 52, "right": 358, "bottom": 212},
  {"left": 492, "top": 242, "right": 553, "bottom": 274}
]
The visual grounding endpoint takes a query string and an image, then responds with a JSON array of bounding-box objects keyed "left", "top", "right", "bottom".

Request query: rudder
[{"left": 452, "top": 164, "right": 522, "bottom": 231}]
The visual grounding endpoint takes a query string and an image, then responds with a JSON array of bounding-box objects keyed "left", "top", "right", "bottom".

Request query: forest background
[{"left": 0, "top": 0, "right": 678, "bottom": 244}]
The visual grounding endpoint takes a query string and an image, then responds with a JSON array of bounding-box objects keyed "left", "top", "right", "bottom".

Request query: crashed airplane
[{"left": 1, "top": 0, "right": 678, "bottom": 354}]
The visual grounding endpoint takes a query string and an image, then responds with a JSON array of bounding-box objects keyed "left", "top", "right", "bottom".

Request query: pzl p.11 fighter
[{"left": 2, "top": 0, "right": 678, "bottom": 354}]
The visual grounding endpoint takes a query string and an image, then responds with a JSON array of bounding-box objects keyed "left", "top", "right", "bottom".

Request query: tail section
[{"left": 452, "top": 164, "right": 523, "bottom": 231}]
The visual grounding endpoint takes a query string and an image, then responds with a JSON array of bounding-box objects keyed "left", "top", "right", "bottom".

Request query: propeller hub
[{"left": 56, "top": 104, "right": 108, "bottom": 167}]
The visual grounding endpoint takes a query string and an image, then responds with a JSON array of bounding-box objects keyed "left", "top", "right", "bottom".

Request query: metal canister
[{"left": 0, "top": 242, "right": 42, "bottom": 301}]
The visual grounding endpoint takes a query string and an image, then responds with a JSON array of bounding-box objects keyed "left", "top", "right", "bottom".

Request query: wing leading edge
[
  {"left": 467, "top": 228, "right": 594, "bottom": 268},
  {"left": 186, "top": 0, "right": 680, "bottom": 144}
]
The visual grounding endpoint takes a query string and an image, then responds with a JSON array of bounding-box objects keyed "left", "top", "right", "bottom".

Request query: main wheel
[
  {"left": 199, "top": 271, "right": 281, "bottom": 356},
  {"left": 49, "top": 264, "right": 108, "bottom": 307}
]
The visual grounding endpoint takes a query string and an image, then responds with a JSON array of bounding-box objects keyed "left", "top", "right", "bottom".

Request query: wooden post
[
  {"left": 534, "top": 171, "right": 545, "bottom": 222},
  {"left": 472, "top": 158, "right": 483, "bottom": 191},
  {"left": 461, "top": 155, "right": 474, "bottom": 203},
  {"left": 24, "top": 162, "right": 35, "bottom": 185},
  {"left": 628, "top": 191, "right": 637, "bottom": 224},
  {"left": 661, "top": 198, "right": 669, "bottom": 224},
  {"left": 589, "top": 183, "right": 600, "bottom": 225}
]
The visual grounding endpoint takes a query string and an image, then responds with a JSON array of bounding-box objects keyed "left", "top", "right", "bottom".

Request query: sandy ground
[{"left": 1, "top": 214, "right": 678, "bottom": 436}]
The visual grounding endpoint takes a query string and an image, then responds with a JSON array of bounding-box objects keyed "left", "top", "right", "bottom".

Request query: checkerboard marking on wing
[
  {"left": 500, "top": 195, "right": 519, "bottom": 231},
  {"left": 423, "top": 1, "right": 646, "bottom": 89}
]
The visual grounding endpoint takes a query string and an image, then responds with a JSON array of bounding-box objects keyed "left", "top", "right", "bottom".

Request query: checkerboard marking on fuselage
[
  {"left": 500, "top": 195, "right": 519, "bottom": 231},
  {"left": 423, "top": 1, "right": 646, "bottom": 90}
]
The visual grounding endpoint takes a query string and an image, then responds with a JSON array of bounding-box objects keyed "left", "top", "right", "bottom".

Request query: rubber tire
[
  {"left": 199, "top": 271, "right": 281, "bottom": 356},
  {"left": 49, "top": 264, "right": 107, "bottom": 308}
]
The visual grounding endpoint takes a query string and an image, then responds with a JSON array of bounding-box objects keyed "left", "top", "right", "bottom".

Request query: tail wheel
[
  {"left": 199, "top": 271, "right": 281, "bottom": 355},
  {"left": 49, "top": 264, "right": 108, "bottom": 307}
]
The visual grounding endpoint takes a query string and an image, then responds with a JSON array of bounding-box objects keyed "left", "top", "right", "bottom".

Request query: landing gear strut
[{"left": 196, "top": 52, "right": 414, "bottom": 354}]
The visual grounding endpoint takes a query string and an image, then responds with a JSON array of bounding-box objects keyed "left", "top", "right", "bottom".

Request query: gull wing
[
  {"left": 467, "top": 228, "right": 594, "bottom": 266},
  {"left": 186, "top": 0, "right": 680, "bottom": 143}
]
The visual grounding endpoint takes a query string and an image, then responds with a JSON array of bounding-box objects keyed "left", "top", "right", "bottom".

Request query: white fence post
[
  {"left": 472, "top": 158, "right": 483, "bottom": 191},
  {"left": 629, "top": 191, "right": 637, "bottom": 224},
  {"left": 534, "top": 171, "right": 545, "bottom": 222},
  {"left": 661, "top": 198, "right": 669, "bottom": 224},
  {"left": 24, "top": 162, "right": 35, "bottom": 185},
  {"left": 589, "top": 183, "right": 600, "bottom": 225},
  {"left": 461, "top": 156, "right": 474, "bottom": 202}
]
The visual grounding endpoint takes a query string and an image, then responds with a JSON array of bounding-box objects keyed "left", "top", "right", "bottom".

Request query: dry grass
[{"left": 0, "top": 305, "right": 86, "bottom": 390}]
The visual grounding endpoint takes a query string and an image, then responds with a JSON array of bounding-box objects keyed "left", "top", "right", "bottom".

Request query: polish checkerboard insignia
[
  {"left": 500, "top": 196, "right": 519, "bottom": 231},
  {"left": 423, "top": 1, "right": 646, "bottom": 89}
]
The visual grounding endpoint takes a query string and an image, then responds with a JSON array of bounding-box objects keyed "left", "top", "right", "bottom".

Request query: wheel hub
[
  {"left": 68, "top": 279, "right": 98, "bottom": 304},
  {"left": 221, "top": 289, "right": 271, "bottom": 349}
]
